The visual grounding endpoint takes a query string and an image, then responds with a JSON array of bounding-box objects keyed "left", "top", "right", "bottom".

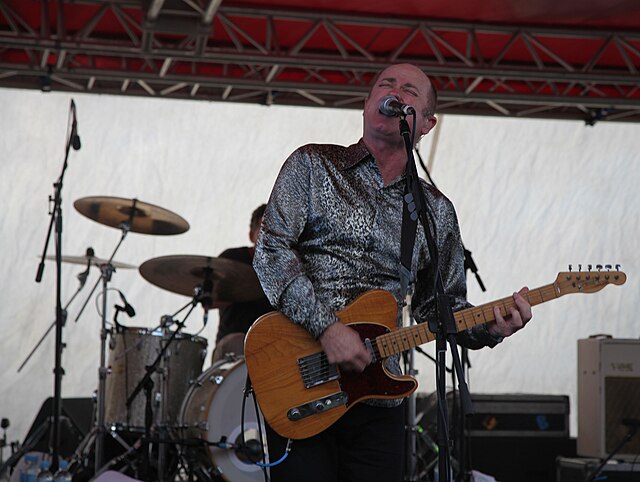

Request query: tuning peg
[
  {"left": 596, "top": 264, "right": 603, "bottom": 271},
  {"left": 588, "top": 264, "right": 592, "bottom": 272},
  {"left": 605, "top": 264, "right": 612, "bottom": 271},
  {"left": 568, "top": 264, "right": 572, "bottom": 272},
  {"left": 615, "top": 264, "right": 621, "bottom": 271},
  {"left": 578, "top": 264, "right": 582, "bottom": 271}
]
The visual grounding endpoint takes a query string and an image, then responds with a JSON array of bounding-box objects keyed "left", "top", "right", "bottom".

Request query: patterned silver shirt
[{"left": 254, "top": 139, "right": 500, "bottom": 406}]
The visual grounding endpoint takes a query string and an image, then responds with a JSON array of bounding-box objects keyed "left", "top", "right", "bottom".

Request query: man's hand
[
  {"left": 319, "top": 322, "right": 371, "bottom": 373},
  {"left": 487, "top": 287, "right": 532, "bottom": 338}
]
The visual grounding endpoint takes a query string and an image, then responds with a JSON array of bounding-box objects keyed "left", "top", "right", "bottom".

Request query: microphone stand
[
  {"left": 414, "top": 146, "right": 486, "bottom": 482},
  {"left": 585, "top": 424, "right": 639, "bottom": 482},
  {"left": 33, "top": 99, "right": 79, "bottom": 473},
  {"left": 398, "top": 115, "right": 474, "bottom": 482},
  {"left": 124, "top": 298, "right": 199, "bottom": 481}
]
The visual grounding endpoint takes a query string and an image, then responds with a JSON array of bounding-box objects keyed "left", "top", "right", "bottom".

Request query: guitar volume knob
[{"left": 288, "top": 408, "right": 302, "bottom": 420}]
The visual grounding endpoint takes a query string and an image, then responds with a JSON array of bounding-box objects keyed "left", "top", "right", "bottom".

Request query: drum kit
[{"left": 29, "top": 196, "right": 269, "bottom": 482}]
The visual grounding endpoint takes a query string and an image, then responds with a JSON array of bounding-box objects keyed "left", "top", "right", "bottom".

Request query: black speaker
[
  {"left": 22, "top": 397, "right": 93, "bottom": 458},
  {"left": 468, "top": 436, "right": 576, "bottom": 482},
  {"left": 557, "top": 456, "right": 640, "bottom": 482},
  {"left": 416, "top": 392, "right": 576, "bottom": 482}
]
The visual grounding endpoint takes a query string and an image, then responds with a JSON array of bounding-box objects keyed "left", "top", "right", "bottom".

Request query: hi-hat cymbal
[
  {"left": 139, "top": 255, "right": 263, "bottom": 304},
  {"left": 45, "top": 254, "right": 137, "bottom": 270},
  {"left": 74, "top": 196, "right": 189, "bottom": 235}
]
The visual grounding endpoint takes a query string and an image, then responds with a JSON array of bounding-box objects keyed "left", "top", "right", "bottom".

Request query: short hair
[
  {"left": 368, "top": 65, "right": 438, "bottom": 117},
  {"left": 250, "top": 204, "right": 267, "bottom": 230}
]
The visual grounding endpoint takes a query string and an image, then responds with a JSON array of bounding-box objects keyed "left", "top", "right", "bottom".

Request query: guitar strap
[{"left": 399, "top": 179, "right": 418, "bottom": 300}]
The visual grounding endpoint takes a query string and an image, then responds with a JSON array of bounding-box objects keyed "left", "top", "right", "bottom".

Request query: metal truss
[{"left": 1, "top": 0, "right": 640, "bottom": 123}]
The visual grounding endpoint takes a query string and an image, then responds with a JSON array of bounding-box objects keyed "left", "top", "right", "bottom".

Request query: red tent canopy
[{"left": 1, "top": 0, "right": 639, "bottom": 122}]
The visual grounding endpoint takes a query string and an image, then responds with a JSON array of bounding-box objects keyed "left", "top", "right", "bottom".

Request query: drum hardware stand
[
  {"left": 18, "top": 253, "right": 92, "bottom": 374},
  {"left": 74, "top": 209, "right": 136, "bottom": 474},
  {"left": 33, "top": 99, "right": 81, "bottom": 474},
  {"left": 124, "top": 297, "right": 200, "bottom": 482}
]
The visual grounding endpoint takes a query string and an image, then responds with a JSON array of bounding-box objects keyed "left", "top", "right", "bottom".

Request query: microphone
[
  {"left": 379, "top": 95, "right": 416, "bottom": 117},
  {"left": 236, "top": 439, "right": 263, "bottom": 459},
  {"left": 115, "top": 290, "right": 136, "bottom": 317},
  {"left": 76, "top": 246, "right": 94, "bottom": 288},
  {"left": 70, "top": 99, "right": 81, "bottom": 151}
]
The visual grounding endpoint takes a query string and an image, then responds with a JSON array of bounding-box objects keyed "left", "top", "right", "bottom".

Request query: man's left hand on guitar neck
[{"left": 487, "top": 286, "right": 533, "bottom": 339}]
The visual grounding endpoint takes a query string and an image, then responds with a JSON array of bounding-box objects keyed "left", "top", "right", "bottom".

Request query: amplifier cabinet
[
  {"left": 417, "top": 392, "right": 569, "bottom": 438},
  {"left": 557, "top": 457, "right": 640, "bottom": 482},
  {"left": 466, "top": 394, "right": 569, "bottom": 437},
  {"left": 577, "top": 337, "right": 640, "bottom": 459}
]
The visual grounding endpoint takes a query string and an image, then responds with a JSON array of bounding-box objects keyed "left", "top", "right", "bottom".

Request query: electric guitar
[{"left": 244, "top": 269, "right": 626, "bottom": 440}]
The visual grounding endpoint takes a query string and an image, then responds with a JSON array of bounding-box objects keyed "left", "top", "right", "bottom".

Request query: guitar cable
[{"left": 241, "top": 374, "right": 292, "bottom": 473}]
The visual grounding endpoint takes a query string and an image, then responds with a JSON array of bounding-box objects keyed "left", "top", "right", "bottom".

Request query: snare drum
[
  {"left": 179, "top": 357, "right": 267, "bottom": 482},
  {"left": 105, "top": 327, "right": 207, "bottom": 430}
]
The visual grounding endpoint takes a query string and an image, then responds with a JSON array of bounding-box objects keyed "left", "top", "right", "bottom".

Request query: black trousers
[{"left": 266, "top": 402, "right": 405, "bottom": 482}]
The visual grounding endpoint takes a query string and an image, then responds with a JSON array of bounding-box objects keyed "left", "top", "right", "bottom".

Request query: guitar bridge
[
  {"left": 298, "top": 352, "right": 339, "bottom": 388},
  {"left": 287, "top": 392, "right": 348, "bottom": 421}
]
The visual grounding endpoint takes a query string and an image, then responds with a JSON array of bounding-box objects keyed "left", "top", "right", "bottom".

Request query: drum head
[{"left": 179, "top": 358, "right": 268, "bottom": 482}]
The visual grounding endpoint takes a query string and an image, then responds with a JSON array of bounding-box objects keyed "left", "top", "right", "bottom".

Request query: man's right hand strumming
[{"left": 319, "top": 322, "right": 371, "bottom": 373}]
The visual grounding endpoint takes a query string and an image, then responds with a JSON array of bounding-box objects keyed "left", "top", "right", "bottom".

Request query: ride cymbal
[
  {"left": 74, "top": 196, "right": 189, "bottom": 235},
  {"left": 139, "top": 255, "right": 263, "bottom": 304}
]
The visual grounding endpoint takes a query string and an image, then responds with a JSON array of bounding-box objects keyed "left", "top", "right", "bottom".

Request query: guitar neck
[{"left": 375, "top": 283, "right": 557, "bottom": 358}]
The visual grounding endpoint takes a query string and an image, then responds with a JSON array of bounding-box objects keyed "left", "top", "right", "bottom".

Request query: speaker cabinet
[
  {"left": 23, "top": 397, "right": 93, "bottom": 458},
  {"left": 557, "top": 456, "right": 640, "bottom": 482},
  {"left": 577, "top": 337, "right": 640, "bottom": 459}
]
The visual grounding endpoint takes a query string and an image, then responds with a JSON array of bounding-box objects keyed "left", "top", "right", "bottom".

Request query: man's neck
[{"left": 363, "top": 136, "right": 408, "bottom": 185}]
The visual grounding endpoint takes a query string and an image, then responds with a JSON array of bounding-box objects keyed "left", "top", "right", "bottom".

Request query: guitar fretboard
[{"left": 375, "top": 283, "right": 557, "bottom": 358}]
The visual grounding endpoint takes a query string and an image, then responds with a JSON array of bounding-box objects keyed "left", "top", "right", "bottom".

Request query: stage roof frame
[{"left": 1, "top": 0, "right": 640, "bottom": 123}]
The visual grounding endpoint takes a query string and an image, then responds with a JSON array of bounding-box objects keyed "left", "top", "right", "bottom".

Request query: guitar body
[{"left": 244, "top": 290, "right": 417, "bottom": 440}]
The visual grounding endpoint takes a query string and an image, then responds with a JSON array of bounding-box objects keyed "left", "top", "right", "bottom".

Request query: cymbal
[
  {"left": 74, "top": 196, "right": 189, "bottom": 235},
  {"left": 45, "top": 254, "right": 137, "bottom": 270},
  {"left": 139, "top": 255, "right": 263, "bottom": 304}
]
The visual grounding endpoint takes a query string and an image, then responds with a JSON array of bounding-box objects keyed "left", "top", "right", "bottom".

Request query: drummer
[{"left": 212, "top": 204, "right": 273, "bottom": 363}]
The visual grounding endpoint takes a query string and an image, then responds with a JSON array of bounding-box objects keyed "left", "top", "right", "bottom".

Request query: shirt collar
[{"left": 335, "top": 138, "right": 372, "bottom": 171}]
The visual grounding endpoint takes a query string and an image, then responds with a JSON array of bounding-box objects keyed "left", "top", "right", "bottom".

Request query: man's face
[{"left": 363, "top": 64, "right": 437, "bottom": 144}]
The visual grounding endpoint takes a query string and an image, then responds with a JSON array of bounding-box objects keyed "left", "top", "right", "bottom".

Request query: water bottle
[
  {"left": 53, "top": 460, "right": 71, "bottom": 482},
  {"left": 19, "top": 453, "right": 39, "bottom": 482},
  {"left": 35, "top": 460, "right": 53, "bottom": 482}
]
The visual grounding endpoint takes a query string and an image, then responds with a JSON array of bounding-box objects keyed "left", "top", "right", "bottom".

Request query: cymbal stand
[{"left": 74, "top": 214, "right": 134, "bottom": 473}]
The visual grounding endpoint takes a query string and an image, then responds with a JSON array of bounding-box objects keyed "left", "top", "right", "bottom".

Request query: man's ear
[{"left": 421, "top": 115, "right": 437, "bottom": 136}]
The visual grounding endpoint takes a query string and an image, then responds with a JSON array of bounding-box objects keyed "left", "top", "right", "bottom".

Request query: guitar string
[
  {"left": 297, "top": 276, "right": 617, "bottom": 377},
  {"left": 297, "top": 284, "right": 568, "bottom": 379}
]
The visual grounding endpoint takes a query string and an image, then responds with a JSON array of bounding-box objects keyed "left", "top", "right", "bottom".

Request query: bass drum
[{"left": 179, "top": 357, "right": 268, "bottom": 482}]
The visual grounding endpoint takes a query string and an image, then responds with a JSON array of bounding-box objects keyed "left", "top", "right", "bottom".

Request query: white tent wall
[{"left": 0, "top": 89, "right": 637, "bottom": 447}]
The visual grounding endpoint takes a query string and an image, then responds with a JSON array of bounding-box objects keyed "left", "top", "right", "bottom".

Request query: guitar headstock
[{"left": 554, "top": 265, "right": 627, "bottom": 296}]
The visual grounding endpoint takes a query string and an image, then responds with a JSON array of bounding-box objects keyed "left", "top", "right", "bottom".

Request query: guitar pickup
[
  {"left": 298, "top": 352, "right": 339, "bottom": 388},
  {"left": 287, "top": 392, "right": 348, "bottom": 421}
]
